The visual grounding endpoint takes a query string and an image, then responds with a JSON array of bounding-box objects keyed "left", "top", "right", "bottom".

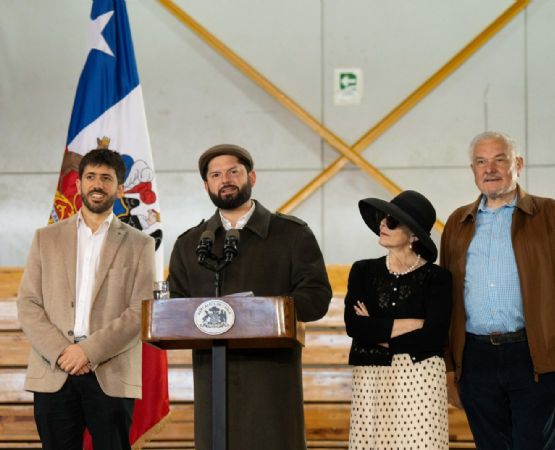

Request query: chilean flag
[{"left": 49, "top": 0, "right": 170, "bottom": 447}]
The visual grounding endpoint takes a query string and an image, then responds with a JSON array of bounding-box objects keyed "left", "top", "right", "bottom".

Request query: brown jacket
[
  {"left": 17, "top": 215, "right": 155, "bottom": 398},
  {"left": 168, "top": 201, "right": 331, "bottom": 450},
  {"left": 440, "top": 186, "right": 555, "bottom": 379}
]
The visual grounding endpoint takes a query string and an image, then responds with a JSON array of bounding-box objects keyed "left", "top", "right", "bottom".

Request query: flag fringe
[{"left": 131, "top": 409, "right": 172, "bottom": 450}]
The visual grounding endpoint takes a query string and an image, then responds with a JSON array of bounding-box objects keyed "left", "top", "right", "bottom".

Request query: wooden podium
[{"left": 142, "top": 295, "right": 305, "bottom": 450}]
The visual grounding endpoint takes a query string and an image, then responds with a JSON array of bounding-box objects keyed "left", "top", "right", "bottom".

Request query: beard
[
  {"left": 208, "top": 179, "right": 252, "bottom": 210},
  {"left": 81, "top": 189, "right": 119, "bottom": 214}
]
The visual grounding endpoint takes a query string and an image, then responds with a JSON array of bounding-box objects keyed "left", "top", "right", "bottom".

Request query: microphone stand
[
  {"left": 199, "top": 258, "right": 231, "bottom": 297},
  {"left": 196, "top": 231, "right": 239, "bottom": 450}
]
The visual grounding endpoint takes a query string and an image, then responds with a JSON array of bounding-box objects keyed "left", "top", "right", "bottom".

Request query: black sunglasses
[{"left": 384, "top": 214, "right": 400, "bottom": 230}]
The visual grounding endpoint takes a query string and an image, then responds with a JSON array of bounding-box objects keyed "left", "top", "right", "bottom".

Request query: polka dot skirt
[{"left": 348, "top": 354, "right": 448, "bottom": 450}]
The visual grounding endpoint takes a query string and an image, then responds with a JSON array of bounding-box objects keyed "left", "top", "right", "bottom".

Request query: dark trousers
[
  {"left": 34, "top": 372, "right": 134, "bottom": 450},
  {"left": 459, "top": 336, "right": 555, "bottom": 450}
]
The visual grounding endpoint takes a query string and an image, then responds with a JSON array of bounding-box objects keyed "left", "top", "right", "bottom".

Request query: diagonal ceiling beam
[
  {"left": 158, "top": 0, "right": 402, "bottom": 191},
  {"left": 279, "top": 0, "right": 530, "bottom": 228},
  {"left": 158, "top": 0, "right": 530, "bottom": 233}
]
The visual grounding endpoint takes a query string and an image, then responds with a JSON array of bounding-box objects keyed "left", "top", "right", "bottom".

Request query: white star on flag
[{"left": 86, "top": 10, "right": 114, "bottom": 57}]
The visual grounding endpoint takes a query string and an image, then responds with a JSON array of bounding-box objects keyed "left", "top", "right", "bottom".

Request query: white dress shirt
[
  {"left": 74, "top": 211, "right": 114, "bottom": 339},
  {"left": 219, "top": 200, "right": 255, "bottom": 230}
]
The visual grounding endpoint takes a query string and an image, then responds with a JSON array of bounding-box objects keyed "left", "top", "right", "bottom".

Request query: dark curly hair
[{"left": 78, "top": 149, "right": 126, "bottom": 184}]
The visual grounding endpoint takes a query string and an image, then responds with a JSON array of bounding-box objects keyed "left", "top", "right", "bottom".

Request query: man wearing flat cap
[{"left": 168, "top": 144, "right": 332, "bottom": 450}]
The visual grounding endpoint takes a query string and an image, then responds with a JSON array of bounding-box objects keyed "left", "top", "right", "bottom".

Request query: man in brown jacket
[
  {"left": 168, "top": 144, "right": 332, "bottom": 450},
  {"left": 440, "top": 131, "right": 555, "bottom": 450},
  {"left": 18, "top": 149, "right": 155, "bottom": 450}
]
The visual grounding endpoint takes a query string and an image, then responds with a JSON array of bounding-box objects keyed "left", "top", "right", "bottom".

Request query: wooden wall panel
[{"left": 0, "top": 267, "right": 474, "bottom": 449}]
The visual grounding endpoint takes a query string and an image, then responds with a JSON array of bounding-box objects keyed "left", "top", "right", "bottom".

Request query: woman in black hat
[{"left": 344, "top": 190, "right": 452, "bottom": 450}]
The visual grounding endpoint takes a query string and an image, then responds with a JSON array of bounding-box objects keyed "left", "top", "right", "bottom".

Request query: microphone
[
  {"left": 196, "top": 230, "right": 214, "bottom": 263},
  {"left": 223, "top": 229, "right": 240, "bottom": 262}
]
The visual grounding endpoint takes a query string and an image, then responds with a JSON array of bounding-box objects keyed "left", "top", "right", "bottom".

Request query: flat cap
[{"left": 198, "top": 144, "right": 254, "bottom": 180}]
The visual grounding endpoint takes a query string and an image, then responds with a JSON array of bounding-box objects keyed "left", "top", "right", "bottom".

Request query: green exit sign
[{"left": 334, "top": 68, "right": 363, "bottom": 105}]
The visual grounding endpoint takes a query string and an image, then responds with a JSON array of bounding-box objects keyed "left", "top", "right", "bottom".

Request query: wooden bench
[{"left": 0, "top": 267, "right": 475, "bottom": 449}]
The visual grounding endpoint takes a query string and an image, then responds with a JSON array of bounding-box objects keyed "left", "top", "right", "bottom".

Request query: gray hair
[{"left": 468, "top": 131, "right": 520, "bottom": 161}]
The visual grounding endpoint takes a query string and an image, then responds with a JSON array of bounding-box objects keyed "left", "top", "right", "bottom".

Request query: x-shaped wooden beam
[{"left": 159, "top": 0, "right": 530, "bottom": 232}]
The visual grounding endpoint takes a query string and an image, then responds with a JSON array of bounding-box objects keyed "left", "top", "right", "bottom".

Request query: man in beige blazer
[{"left": 17, "top": 149, "right": 155, "bottom": 450}]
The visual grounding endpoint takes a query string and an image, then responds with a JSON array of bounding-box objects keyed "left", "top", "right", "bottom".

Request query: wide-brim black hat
[{"left": 358, "top": 190, "right": 438, "bottom": 262}]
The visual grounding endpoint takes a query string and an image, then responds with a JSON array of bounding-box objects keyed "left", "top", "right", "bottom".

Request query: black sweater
[{"left": 344, "top": 257, "right": 452, "bottom": 366}]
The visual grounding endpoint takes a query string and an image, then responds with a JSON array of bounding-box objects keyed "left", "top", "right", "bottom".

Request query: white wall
[{"left": 1, "top": 0, "right": 554, "bottom": 266}]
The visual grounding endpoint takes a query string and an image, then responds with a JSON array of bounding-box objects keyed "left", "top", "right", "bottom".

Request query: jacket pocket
[{"left": 26, "top": 353, "right": 47, "bottom": 379}]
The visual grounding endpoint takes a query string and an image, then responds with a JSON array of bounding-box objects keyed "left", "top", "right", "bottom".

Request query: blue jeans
[{"left": 460, "top": 335, "right": 555, "bottom": 450}]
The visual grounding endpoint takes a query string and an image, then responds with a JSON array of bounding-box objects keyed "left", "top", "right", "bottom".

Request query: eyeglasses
[{"left": 384, "top": 215, "right": 400, "bottom": 230}]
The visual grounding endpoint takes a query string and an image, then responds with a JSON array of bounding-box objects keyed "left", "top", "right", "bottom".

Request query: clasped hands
[{"left": 57, "top": 344, "right": 91, "bottom": 375}]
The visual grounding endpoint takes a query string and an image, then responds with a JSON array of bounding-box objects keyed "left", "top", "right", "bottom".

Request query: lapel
[
  {"left": 244, "top": 200, "right": 271, "bottom": 239},
  {"left": 59, "top": 215, "right": 78, "bottom": 297},
  {"left": 455, "top": 195, "right": 480, "bottom": 280},
  {"left": 90, "top": 216, "right": 128, "bottom": 304}
]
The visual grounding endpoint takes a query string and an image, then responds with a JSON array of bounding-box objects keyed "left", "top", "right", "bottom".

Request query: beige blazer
[{"left": 17, "top": 215, "right": 155, "bottom": 399}]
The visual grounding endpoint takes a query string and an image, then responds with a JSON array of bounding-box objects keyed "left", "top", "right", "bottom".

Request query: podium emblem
[{"left": 194, "top": 300, "right": 235, "bottom": 335}]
